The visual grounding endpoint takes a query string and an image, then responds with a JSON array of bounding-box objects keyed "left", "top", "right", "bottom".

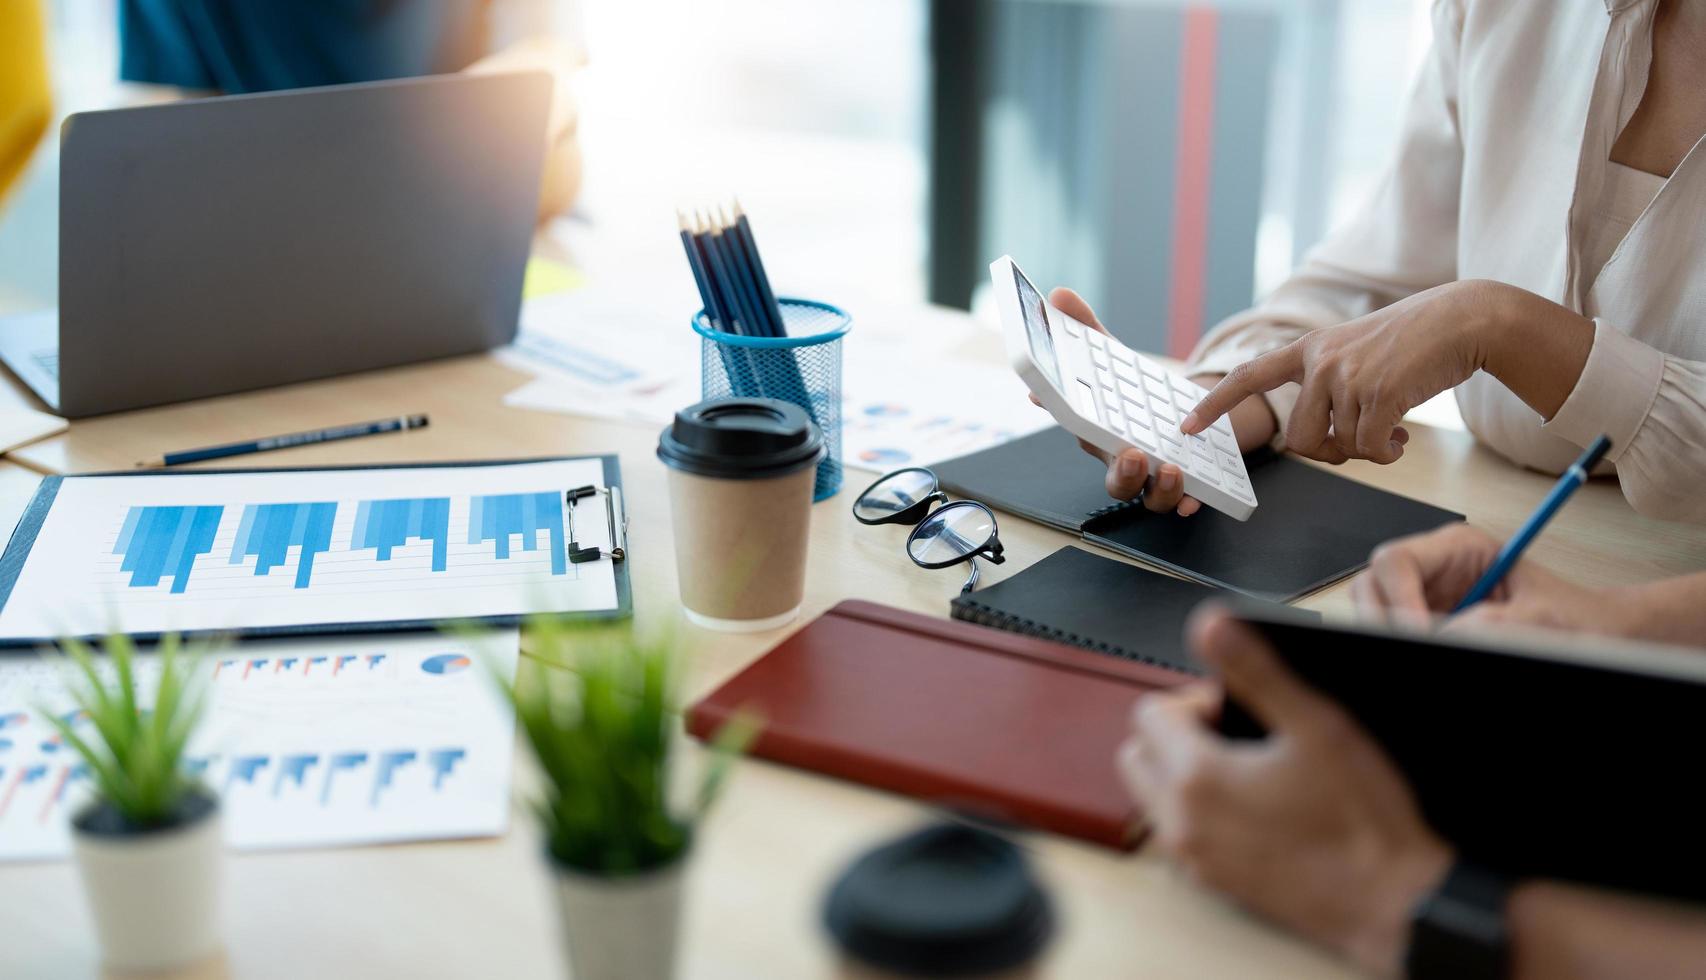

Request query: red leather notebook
[{"left": 685, "top": 600, "right": 1193, "bottom": 850}]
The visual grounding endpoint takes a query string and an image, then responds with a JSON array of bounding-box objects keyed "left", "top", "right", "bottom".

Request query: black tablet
[{"left": 1222, "top": 607, "right": 1706, "bottom": 903}]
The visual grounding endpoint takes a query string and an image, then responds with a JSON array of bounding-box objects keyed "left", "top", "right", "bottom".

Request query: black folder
[{"left": 935, "top": 427, "right": 1462, "bottom": 602}]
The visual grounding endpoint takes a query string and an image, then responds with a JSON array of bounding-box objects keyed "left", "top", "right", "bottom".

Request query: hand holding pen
[{"left": 1352, "top": 435, "right": 1614, "bottom": 626}]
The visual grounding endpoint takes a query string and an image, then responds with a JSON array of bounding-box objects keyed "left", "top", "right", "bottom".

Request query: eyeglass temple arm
[{"left": 960, "top": 558, "right": 981, "bottom": 593}]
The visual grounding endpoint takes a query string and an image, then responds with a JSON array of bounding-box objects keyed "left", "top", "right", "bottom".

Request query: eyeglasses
[{"left": 852, "top": 467, "right": 1005, "bottom": 592}]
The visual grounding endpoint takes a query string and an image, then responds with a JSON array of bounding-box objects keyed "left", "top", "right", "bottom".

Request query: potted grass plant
[
  {"left": 43, "top": 632, "right": 222, "bottom": 973},
  {"left": 499, "top": 616, "right": 752, "bottom": 980}
]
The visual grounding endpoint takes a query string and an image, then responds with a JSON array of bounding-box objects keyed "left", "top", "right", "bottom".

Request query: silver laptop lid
[{"left": 56, "top": 71, "right": 550, "bottom": 417}]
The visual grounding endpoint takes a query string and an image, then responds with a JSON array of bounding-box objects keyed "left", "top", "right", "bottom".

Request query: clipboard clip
[{"left": 565, "top": 485, "right": 627, "bottom": 564}]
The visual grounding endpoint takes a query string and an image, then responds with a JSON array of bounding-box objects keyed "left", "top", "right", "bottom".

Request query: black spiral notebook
[
  {"left": 950, "top": 546, "right": 1220, "bottom": 675},
  {"left": 935, "top": 427, "right": 1463, "bottom": 602}
]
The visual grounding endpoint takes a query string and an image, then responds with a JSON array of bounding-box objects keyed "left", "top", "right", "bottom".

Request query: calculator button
[
  {"left": 1137, "top": 356, "right": 1168, "bottom": 381},
  {"left": 1126, "top": 411, "right": 1151, "bottom": 432},
  {"left": 1105, "top": 414, "right": 1127, "bottom": 435},
  {"left": 1174, "top": 389, "right": 1198, "bottom": 413},
  {"left": 1149, "top": 398, "right": 1175, "bottom": 422},
  {"left": 1113, "top": 360, "right": 1142, "bottom": 386},
  {"left": 1143, "top": 375, "right": 1170, "bottom": 400},
  {"left": 1128, "top": 429, "right": 1157, "bottom": 452},
  {"left": 1060, "top": 318, "right": 1082, "bottom": 338},
  {"left": 1096, "top": 367, "right": 1116, "bottom": 389},
  {"left": 1091, "top": 348, "right": 1110, "bottom": 369},
  {"left": 1122, "top": 397, "right": 1147, "bottom": 421},
  {"left": 1210, "top": 429, "right": 1236, "bottom": 452},
  {"left": 1086, "top": 330, "right": 1107, "bottom": 350},
  {"left": 1109, "top": 344, "right": 1136, "bottom": 366}
]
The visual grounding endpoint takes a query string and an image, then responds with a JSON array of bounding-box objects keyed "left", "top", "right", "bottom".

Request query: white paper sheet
[
  {"left": 0, "top": 630, "right": 519, "bottom": 859},
  {"left": 0, "top": 460, "right": 620, "bottom": 641},
  {"left": 499, "top": 290, "right": 1050, "bottom": 471}
]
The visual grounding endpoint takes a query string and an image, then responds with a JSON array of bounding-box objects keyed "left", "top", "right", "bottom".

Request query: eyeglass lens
[
  {"left": 853, "top": 469, "right": 938, "bottom": 523},
  {"left": 907, "top": 503, "right": 995, "bottom": 565}
]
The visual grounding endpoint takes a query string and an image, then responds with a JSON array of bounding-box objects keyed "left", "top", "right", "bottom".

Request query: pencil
[
  {"left": 678, "top": 209, "right": 725, "bottom": 330},
  {"left": 137, "top": 414, "right": 430, "bottom": 468},
  {"left": 731, "top": 197, "right": 785, "bottom": 336},
  {"left": 717, "top": 204, "right": 779, "bottom": 338}
]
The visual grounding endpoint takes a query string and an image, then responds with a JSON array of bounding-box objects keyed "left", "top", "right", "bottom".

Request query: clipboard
[{"left": 0, "top": 455, "right": 632, "bottom": 646}]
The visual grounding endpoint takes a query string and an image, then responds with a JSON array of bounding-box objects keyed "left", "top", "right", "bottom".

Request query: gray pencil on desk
[{"left": 137, "top": 415, "right": 430, "bottom": 468}]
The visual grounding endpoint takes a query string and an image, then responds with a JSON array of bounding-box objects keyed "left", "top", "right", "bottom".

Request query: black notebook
[
  {"left": 935, "top": 427, "right": 1463, "bottom": 603},
  {"left": 950, "top": 546, "right": 1219, "bottom": 675}
]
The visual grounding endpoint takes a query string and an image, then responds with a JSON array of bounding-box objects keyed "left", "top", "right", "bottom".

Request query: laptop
[{"left": 0, "top": 72, "right": 550, "bottom": 418}]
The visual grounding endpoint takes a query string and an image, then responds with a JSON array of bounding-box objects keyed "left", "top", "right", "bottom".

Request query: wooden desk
[{"left": 4, "top": 338, "right": 1706, "bottom": 980}]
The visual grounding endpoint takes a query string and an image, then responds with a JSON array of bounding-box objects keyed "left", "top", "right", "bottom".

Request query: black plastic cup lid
[
  {"left": 824, "top": 823, "right": 1053, "bottom": 977},
  {"left": 657, "top": 398, "right": 824, "bottom": 480}
]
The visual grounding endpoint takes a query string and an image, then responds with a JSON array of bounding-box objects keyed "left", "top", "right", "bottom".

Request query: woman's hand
[
  {"left": 1181, "top": 280, "right": 1594, "bottom": 465},
  {"left": 1118, "top": 607, "right": 1452, "bottom": 976},
  {"left": 1037, "top": 288, "right": 1277, "bottom": 515},
  {"left": 1354, "top": 524, "right": 1636, "bottom": 635}
]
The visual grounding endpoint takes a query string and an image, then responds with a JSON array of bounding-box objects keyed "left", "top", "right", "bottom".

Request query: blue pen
[
  {"left": 138, "top": 414, "right": 429, "bottom": 468},
  {"left": 1452, "top": 434, "right": 1612, "bottom": 612}
]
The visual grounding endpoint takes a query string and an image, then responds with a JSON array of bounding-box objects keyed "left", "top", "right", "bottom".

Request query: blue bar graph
[
  {"left": 274, "top": 754, "right": 319, "bottom": 796},
  {"left": 427, "top": 748, "right": 466, "bottom": 790},
  {"left": 468, "top": 492, "right": 567, "bottom": 575},
  {"left": 371, "top": 750, "right": 417, "bottom": 806},
  {"left": 115, "top": 505, "right": 225, "bottom": 593},
  {"left": 230, "top": 502, "right": 338, "bottom": 589},
  {"left": 351, "top": 498, "right": 451, "bottom": 572},
  {"left": 227, "top": 755, "right": 270, "bottom": 787},
  {"left": 321, "top": 751, "right": 368, "bottom": 804}
]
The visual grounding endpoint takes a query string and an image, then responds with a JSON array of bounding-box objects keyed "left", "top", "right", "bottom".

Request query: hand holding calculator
[{"left": 990, "top": 256, "right": 1258, "bottom": 520}]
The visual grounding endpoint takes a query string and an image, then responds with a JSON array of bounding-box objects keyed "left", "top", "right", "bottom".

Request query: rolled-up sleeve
[
  {"left": 1187, "top": 0, "right": 1468, "bottom": 448},
  {"left": 1543, "top": 320, "right": 1706, "bottom": 522}
]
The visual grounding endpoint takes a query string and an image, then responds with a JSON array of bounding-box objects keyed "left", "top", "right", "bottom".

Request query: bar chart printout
[
  {"left": 0, "top": 459, "right": 621, "bottom": 640},
  {"left": 469, "top": 491, "right": 567, "bottom": 574},
  {"left": 231, "top": 502, "right": 337, "bottom": 589},
  {"left": 0, "top": 631, "right": 519, "bottom": 859},
  {"left": 115, "top": 505, "right": 224, "bottom": 593},
  {"left": 352, "top": 498, "right": 452, "bottom": 572}
]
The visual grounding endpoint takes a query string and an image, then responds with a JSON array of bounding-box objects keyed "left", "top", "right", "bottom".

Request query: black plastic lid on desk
[
  {"left": 657, "top": 398, "right": 823, "bottom": 480},
  {"left": 824, "top": 823, "right": 1053, "bottom": 977}
]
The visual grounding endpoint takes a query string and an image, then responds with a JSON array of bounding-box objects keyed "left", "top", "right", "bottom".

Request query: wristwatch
[{"left": 1403, "top": 860, "right": 1513, "bottom": 980}]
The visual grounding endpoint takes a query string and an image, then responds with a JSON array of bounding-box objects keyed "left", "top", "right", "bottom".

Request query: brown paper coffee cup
[{"left": 667, "top": 464, "right": 815, "bottom": 631}]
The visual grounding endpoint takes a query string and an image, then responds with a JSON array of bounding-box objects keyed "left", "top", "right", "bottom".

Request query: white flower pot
[
  {"left": 554, "top": 859, "right": 685, "bottom": 980},
  {"left": 71, "top": 798, "right": 223, "bottom": 973}
]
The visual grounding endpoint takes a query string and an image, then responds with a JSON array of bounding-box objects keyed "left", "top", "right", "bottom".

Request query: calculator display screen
[{"left": 1012, "top": 265, "right": 1062, "bottom": 390}]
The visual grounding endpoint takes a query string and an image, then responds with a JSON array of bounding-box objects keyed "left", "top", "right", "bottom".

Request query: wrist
[
  {"left": 1344, "top": 837, "right": 1455, "bottom": 977},
  {"left": 1460, "top": 279, "right": 1532, "bottom": 378}
]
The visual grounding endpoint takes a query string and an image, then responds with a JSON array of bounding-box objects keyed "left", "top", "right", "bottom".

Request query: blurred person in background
[
  {"left": 1120, "top": 604, "right": 1706, "bottom": 979},
  {"left": 1, "top": 0, "right": 52, "bottom": 205},
  {"left": 1060, "top": 0, "right": 1706, "bottom": 523},
  {"left": 118, "top": 0, "right": 585, "bottom": 219}
]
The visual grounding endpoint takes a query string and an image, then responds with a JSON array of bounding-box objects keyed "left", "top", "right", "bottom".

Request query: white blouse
[{"left": 1188, "top": 0, "right": 1706, "bottom": 522}]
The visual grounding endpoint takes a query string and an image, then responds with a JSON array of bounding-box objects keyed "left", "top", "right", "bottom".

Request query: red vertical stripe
[{"left": 1166, "top": 8, "right": 1220, "bottom": 359}]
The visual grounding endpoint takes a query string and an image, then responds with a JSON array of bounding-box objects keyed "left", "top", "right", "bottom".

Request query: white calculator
[{"left": 990, "top": 255, "right": 1257, "bottom": 520}]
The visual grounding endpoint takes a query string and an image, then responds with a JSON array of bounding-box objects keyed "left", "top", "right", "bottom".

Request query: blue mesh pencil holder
[{"left": 694, "top": 298, "right": 850, "bottom": 501}]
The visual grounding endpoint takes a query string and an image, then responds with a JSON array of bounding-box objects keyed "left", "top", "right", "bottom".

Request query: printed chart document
[
  {"left": 0, "top": 630, "right": 519, "bottom": 860},
  {"left": 0, "top": 458, "right": 627, "bottom": 642}
]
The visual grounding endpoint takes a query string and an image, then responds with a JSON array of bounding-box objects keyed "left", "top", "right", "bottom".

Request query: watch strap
[{"left": 1404, "top": 860, "right": 1512, "bottom": 980}]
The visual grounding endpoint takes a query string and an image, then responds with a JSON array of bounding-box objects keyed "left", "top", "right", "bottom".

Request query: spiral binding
[{"left": 950, "top": 599, "right": 1202, "bottom": 675}]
